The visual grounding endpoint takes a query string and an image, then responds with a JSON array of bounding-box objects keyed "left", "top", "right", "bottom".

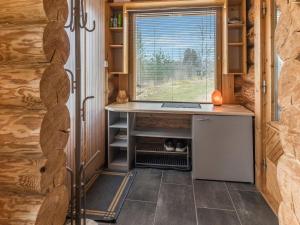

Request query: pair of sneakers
[{"left": 164, "top": 139, "right": 187, "bottom": 152}]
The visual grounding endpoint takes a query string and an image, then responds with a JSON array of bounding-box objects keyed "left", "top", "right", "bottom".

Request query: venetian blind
[{"left": 133, "top": 8, "right": 218, "bottom": 102}]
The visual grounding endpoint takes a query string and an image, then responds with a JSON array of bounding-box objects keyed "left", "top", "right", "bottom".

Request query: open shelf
[
  {"left": 110, "top": 27, "right": 123, "bottom": 32},
  {"left": 109, "top": 72, "right": 127, "bottom": 75},
  {"left": 109, "top": 44, "right": 123, "bottom": 48},
  {"left": 110, "top": 151, "right": 127, "bottom": 166},
  {"left": 109, "top": 118, "right": 127, "bottom": 128},
  {"left": 136, "top": 153, "right": 190, "bottom": 169},
  {"left": 136, "top": 143, "right": 188, "bottom": 155},
  {"left": 109, "top": 2, "right": 124, "bottom": 9},
  {"left": 110, "top": 139, "right": 127, "bottom": 148},
  {"left": 228, "top": 72, "right": 244, "bottom": 75},
  {"left": 132, "top": 127, "right": 192, "bottom": 139}
]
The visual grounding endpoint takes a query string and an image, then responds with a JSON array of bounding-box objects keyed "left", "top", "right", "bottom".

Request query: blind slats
[{"left": 133, "top": 9, "right": 217, "bottom": 102}]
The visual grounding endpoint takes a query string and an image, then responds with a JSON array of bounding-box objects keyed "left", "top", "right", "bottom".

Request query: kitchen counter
[{"left": 105, "top": 102, "right": 254, "bottom": 117}]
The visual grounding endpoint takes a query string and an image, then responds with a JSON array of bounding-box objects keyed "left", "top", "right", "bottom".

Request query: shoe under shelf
[{"left": 135, "top": 143, "right": 188, "bottom": 155}]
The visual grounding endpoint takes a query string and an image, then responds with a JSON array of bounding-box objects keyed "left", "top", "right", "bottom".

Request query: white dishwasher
[{"left": 192, "top": 115, "right": 254, "bottom": 183}]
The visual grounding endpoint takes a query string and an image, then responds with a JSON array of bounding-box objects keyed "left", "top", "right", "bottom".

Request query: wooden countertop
[{"left": 105, "top": 102, "right": 254, "bottom": 116}]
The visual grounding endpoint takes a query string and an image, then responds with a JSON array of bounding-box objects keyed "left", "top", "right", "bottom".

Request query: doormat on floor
[{"left": 84, "top": 170, "right": 135, "bottom": 223}]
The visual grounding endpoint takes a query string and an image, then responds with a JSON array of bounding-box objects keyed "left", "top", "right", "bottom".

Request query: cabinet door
[{"left": 192, "top": 115, "right": 254, "bottom": 182}]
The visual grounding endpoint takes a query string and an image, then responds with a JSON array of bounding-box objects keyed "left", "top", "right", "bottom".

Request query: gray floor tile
[
  {"left": 230, "top": 190, "right": 278, "bottom": 225},
  {"left": 133, "top": 168, "right": 163, "bottom": 175},
  {"left": 226, "top": 182, "right": 257, "bottom": 192},
  {"left": 197, "top": 208, "right": 240, "bottom": 225},
  {"left": 154, "top": 183, "right": 197, "bottom": 225},
  {"left": 194, "top": 180, "right": 234, "bottom": 210},
  {"left": 127, "top": 169, "right": 161, "bottom": 202},
  {"left": 162, "top": 170, "right": 192, "bottom": 185},
  {"left": 115, "top": 200, "right": 156, "bottom": 225}
]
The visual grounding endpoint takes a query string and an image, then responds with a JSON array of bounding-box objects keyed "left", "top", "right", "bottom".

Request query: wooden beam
[
  {"left": 0, "top": 185, "right": 68, "bottom": 225},
  {"left": 0, "top": 64, "right": 70, "bottom": 110},
  {"left": 0, "top": 23, "right": 69, "bottom": 65},
  {"left": 0, "top": 0, "right": 68, "bottom": 24},
  {"left": 0, "top": 105, "right": 70, "bottom": 158},
  {"left": 254, "top": 0, "right": 264, "bottom": 191},
  {"left": 124, "top": 0, "right": 225, "bottom": 10}
]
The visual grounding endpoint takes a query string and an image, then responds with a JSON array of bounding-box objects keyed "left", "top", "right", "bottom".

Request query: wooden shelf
[
  {"left": 228, "top": 42, "right": 243, "bottom": 46},
  {"left": 110, "top": 27, "right": 123, "bottom": 32},
  {"left": 228, "top": 23, "right": 244, "bottom": 28},
  {"left": 109, "top": 72, "right": 127, "bottom": 75},
  {"left": 109, "top": 2, "right": 124, "bottom": 9},
  {"left": 132, "top": 128, "right": 192, "bottom": 139},
  {"left": 227, "top": 72, "right": 244, "bottom": 75},
  {"left": 109, "top": 44, "right": 123, "bottom": 48}
]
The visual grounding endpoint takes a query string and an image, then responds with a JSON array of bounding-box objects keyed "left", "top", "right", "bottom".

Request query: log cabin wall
[
  {"left": 65, "top": 0, "right": 106, "bottom": 181},
  {"left": 240, "top": 0, "right": 255, "bottom": 111},
  {"left": 274, "top": 1, "right": 300, "bottom": 224},
  {"left": 0, "top": 0, "right": 70, "bottom": 224}
]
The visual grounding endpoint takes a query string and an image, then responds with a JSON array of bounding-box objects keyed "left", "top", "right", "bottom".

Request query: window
[
  {"left": 273, "top": 7, "right": 282, "bottom": 120},
  {"left": 133, "top": 9, "right": 218, "bottom": 102}
]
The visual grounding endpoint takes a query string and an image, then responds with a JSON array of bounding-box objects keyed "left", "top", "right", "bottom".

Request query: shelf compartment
[
  {"left": 109, "top": 44, "right": 123, "bottom": 48},
  {"left": 136, "top": 143, "right": 188, "bottom": 155},
  {"left": 110, "top": 149, "right": 127, "bottom": 166},
  {"left": 132, "top": 128, "right": 192, "bottom": 139},
  {"left": 109, "top": 72, "right": 127, "bottom": 75},
  {"left": 110, "top": 27, "right": 123, "bottom": 32},
  {"left": 109, "top": 2, "right": 124, "bottom": 9},
  {"left": 110, "top": 118, "right": 127, "bottom": 128},
  {"left": 110, "top": 139, "right": 127, "bottom": 148},
  {"left": 135, "top": 153, "right": 189, "bottom": 169},
  {"left": 227, "top": 72, "right": 244, "bottom": 75}
]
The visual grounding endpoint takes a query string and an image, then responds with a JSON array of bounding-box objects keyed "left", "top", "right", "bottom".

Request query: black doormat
[{"left": 84, "top": 170, "right": 135, "bottom": 223}]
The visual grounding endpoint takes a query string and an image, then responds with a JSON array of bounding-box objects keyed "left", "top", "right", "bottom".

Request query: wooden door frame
[
  {"left": 259, "top": 0, "right": 283, "bottom": 214},
  {"left": 254, "top": 0, "right": 265, "bottom": 192}
]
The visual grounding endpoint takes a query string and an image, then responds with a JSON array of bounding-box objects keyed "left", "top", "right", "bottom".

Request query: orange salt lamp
[{"left": 211, "top": 90, "right": 223, "bottom": 106}]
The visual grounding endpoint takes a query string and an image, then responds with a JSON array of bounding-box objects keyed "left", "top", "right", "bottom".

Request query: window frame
[
  {"left": 128, "top": 7, "right": 222, "bottom": 103},
  {"left": 272, "top": 5, "right": 281, "bottom": 121}
]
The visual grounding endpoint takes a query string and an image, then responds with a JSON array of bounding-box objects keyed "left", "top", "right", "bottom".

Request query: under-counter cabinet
[{"left": 192, "top": 115, "right": 254, "bottom": 183}]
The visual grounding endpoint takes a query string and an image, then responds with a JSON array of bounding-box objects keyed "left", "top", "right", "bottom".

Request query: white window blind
[{"left": 133, "top": 8, "right": 217, "bottom": 102}]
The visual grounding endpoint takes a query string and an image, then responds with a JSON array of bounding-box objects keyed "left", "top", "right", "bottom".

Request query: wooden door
[{"left": 261, "top": 0, "right": 283, "bottom": 215}]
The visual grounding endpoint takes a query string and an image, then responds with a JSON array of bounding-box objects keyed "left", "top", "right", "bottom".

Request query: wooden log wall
[
  {"left": 275, "top": 1, "right": 300, "bottom": 225},
  {"left": 241, "top": 0, "right": 255, "bottom": 111},
  {"left": 0, "top": 0, "right": 70, "bottom": 224}
]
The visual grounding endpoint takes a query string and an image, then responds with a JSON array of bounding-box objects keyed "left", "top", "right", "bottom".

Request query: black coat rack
[{"left": 65, "top": 0, "right": 96, "bottom": 224}]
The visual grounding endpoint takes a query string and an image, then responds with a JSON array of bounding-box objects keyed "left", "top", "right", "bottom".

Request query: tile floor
[{"left": 98, "top": 168, "right": 278, "bottom": 225}]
